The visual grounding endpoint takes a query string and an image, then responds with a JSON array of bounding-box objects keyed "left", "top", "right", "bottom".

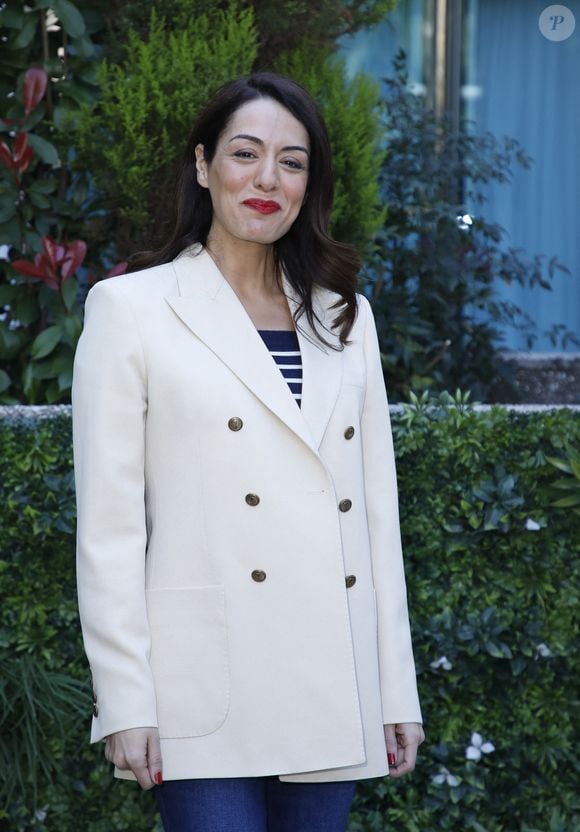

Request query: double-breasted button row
[
  {"left": 339, "top": 498, "right": 352, "bottom": 512},
  {"left": 245, "top": 493, "right": 260, "bottom": 506},
  {"left": 345, "top": 575, "right": 357, "bottom": 588},
  {"left": 251, "top": 569, "right": 267, "bottom": 582},
  {"left": 228, "top": 416, "right": 243, "bottom": 431},
  {"left": 344, "top": 426, "right": 355, "bottom": 440}
]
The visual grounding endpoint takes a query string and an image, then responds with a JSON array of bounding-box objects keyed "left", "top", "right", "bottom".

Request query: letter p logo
[{"left": 539, "top": 5, "right": 576, "bottom": 41}]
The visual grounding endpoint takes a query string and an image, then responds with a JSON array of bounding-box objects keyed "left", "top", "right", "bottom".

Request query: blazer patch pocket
[{"left": 146, "top": 585, "right": 230, "bottom": 739}]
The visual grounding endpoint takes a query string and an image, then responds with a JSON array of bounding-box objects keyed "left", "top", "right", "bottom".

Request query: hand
[
  {"left": 104, "top": 727, "right": 163, "bottom": 790},
  {"left": 383, "top": 722, "right": 425, "bottom": 778}
]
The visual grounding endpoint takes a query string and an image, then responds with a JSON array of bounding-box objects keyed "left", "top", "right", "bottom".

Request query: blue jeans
[{"left": 154, "top": 775, "right": 357, "bottom": 832}]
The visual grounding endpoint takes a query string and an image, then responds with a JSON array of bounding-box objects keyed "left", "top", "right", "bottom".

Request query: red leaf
[
  {"left": 11, "top": 259, "right": 47, "bottom": 279},
  {"left": 0, "top": 142, "right": 15, "bottom": 171},
  {"left": 13, "top": 133, "right": 28, "bottom": 162},
  {"left": 42, "top": 236, "right": 66, "bottom": 270},
  {"left": 23, "top": 67, "right": 48, "bottom": 116},
  {"left": 61, "top": 239, "right": 87, "bottom": 279},
  {"left": 106, "top": 261, "right": 128, "bottom": 278},
  {"left": 17, "top": 146, "right": 34, "bottom": 174},
  {"left": 35, "top": 253, "right": 60, "bottom": 291}
]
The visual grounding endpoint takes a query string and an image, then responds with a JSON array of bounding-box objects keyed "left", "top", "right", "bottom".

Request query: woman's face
[{"left": 195, "top": 97, "right": 310, "bottom": 248}]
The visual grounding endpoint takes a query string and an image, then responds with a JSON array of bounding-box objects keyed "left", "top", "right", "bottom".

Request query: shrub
[
  {"left": 276, "top": 44, "right": 386, "bottom": 256},
  {"left": 74, "top": 1, "right": 258, "bottom": 252},
  {"left": 0, "top": 398, "right": 578, "bottom": 830},
  {"left": 370, "top": 51, "right": 578, "bottom": 402}
]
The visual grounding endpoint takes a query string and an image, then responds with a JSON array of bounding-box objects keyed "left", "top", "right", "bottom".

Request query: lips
[{"left": 242, "top": 199, "right": 281, "bottom": 215}]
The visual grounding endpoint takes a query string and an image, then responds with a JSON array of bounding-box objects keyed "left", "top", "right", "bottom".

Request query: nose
[{"left": 253, "top": 155, "right": 279, "bottom": 191}]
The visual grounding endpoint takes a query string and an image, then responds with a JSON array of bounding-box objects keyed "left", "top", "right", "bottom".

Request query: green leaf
[
  {"left": 23, "top": 103, "right": 47, "bottom": 132},
  {"left": 0, "top": 285, "right": 15, "bottom": 304},
  {"left": 13, "top": 13, "right": 37, "bottom": 48},
  {"left": 61, "top": 278, "right": 77, "bottom": 312},
  {"left": 0, "top": 368, "right": 11, "bottom": 392},
  {"left": 51, "top": 0, "right": 85, "bottom": 38},
  {"left": 545, "top": 455, "right": 572, "bottom": 474},
  {"left": 45, "top": 378, "right": 62, "bottom": 402},
  {"left": 13, "top": 294, "right": 39, "bottom": 326},
  {"left": 71, "top": 34, "right": 94, "bottom": 58},
  {"left": 0, "top": 9, "right": 26, "bottom": 27},
  {"left": 0, "top": 217, "right": 21, "bottom": 247},
  {"left": 29, "top": 178, "right": 57, "bottom": 195},
  {"left": 30, "top": 352, "right": 70, "bottom": 379},
  {"left": 29, "top": 191, "right": 51, "bottom": 210},
  {"left": 57, "top": 365, "right": 73, "bottom": 391},
  {"left": 27, "top": 134, "right": 59, "bottom": 165},
  {"left": 485, "top": 640, "right": 506, "bottom": 659},
  {"left": 62, "top": 313, "right": 81, "bottom": 342},
  {"left": 551, "top": 494, "right": 580, "bottom": 508},
  {"left": 52, "top": 104, "right": 80, "bottom": 131},
  {"left": 0, "top": 201, "right": 16, "bottom": 223},
  {"left": 30, "top": 325, "right": 62, "bottom": 360}
]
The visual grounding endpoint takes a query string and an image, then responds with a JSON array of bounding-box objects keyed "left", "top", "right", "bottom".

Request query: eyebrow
[{"left": 229, "top": 133, "right": 310, "bottom": 155}]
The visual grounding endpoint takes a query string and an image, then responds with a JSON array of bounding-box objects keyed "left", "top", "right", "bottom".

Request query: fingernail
[
  {"left": 388, "top": 753, "right": 397, "bottom": 766},
  {"left": 154, "top": 772, "right": 163, "bottom": 785}
]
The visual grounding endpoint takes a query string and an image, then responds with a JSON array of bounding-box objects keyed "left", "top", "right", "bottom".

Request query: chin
[{"left": 237, "top": 224, "right": 290, "bottom": 246}]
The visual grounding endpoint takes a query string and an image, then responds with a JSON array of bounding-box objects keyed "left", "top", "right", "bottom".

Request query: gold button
[
  {"left": 345, "top": 575, "right": 357, "bottom": 588},
  {"left": 251, "top": 569, "right": 266, "bottom": 582},
  {"left": 344, "top": 426, "right": 355, "bottom": 440},
  {"left": 228, "top": 417, "right": 243, "bottom": 431},
  {"left": 245, "top": 493, "right": 260, "bottom": 506},
  {"left": 339, "top": 498, "right": 352, "bottom": 512}
]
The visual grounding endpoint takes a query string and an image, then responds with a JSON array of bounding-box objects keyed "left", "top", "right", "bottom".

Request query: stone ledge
[
  {"left": 1, "top": 402, "right": 579, "bottom": 423},
  {"left": 496, "top": 351, "right": 580, "bottom": 405}
]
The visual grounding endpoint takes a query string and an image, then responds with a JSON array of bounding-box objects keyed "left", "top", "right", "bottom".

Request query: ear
[{"left": 194, "top": 144, "right": 208, "bottom": 188}]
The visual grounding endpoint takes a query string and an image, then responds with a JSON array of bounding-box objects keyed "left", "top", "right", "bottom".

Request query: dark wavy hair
[{"left": 129, "top": 72, "right": 360, "bottom": 346}]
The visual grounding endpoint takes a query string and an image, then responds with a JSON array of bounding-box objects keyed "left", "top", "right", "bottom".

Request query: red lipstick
[{"left": 242, "top": 199, "right": 281, "bottom": 214}]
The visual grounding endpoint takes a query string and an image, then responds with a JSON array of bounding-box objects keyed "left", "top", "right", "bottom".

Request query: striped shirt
[{"left": 258, "top": 329, "right": 303, "bottom": 407}]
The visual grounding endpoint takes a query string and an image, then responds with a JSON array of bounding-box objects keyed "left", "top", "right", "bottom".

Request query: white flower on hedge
[
  {"left": 432, "top": 766, "right": 460, "bottom": 787},
  {"left": 0, "top": 245, "right": 10, "bottom": 261},
  {"left": 430, "top": 655, "right": 453, "bottom": 671},
  {"left": 535, "top": 642, "right": 552, "bottom": 658},
  {"left": 525, "top": 517, "right": 541, "bottom": 531},
  {"left": 465, "top": 732, "right": 495, "bottom": 760}
]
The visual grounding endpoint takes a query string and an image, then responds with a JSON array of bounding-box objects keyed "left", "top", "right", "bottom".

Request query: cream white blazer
[{"left": 72, "top": 245, "right": 421, "bottom": 784}]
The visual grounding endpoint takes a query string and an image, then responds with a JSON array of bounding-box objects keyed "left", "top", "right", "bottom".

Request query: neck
[{"left": 205, "top": 233, "right": 279, "bottom": 298}]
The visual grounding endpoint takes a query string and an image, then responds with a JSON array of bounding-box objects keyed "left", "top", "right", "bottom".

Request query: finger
[
  {"left": 389, "top": 740, "right": 420, "bottom": 779},
  {"left": 147, "top": 731, "right": 163, "bottom": 786},
  {"left": 127, "top": 755, "right": 155, "bottom": 790},
  {"left": 383, "top": 724, "right": 399, "bottom": 768}
]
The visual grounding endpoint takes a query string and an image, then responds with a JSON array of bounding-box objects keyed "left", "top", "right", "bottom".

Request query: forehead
[{"left": 222, "top": 98, "right": 310, "bottom": 148}]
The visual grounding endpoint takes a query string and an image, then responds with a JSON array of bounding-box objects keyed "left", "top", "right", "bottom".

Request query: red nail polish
[
  {"left": 388, "top": 753, "right": 397, "bottom": 766},
  {"left": 154, "top": 772, "right": 163, "bottom": 785}
]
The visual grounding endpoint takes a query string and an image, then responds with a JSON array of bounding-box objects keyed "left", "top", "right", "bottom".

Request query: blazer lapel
[
  {"left": 285, "top": 280, "right": 343, "bottom": 449},
  {"left": 165, "top": 245, "right": 343, "bottom": 455}
]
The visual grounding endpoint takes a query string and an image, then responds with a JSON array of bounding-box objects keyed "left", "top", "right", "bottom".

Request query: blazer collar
[{"left": 165, "top": 245, "right": 343, "bottom": 457}]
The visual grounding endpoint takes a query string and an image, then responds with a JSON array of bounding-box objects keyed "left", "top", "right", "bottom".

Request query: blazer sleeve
[
  {"left": 359, "top": 294, "right": 422, "bottom": 725},
  {"left": 72, "top": 279, "right": 158, "bottom": 742}
]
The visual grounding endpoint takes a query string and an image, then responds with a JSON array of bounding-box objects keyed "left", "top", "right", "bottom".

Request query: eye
[
  {"left": 281, "top": 158, "right": 306, "bottom": 171},
  {"left": 233, "top": 150, "right": 257, "bottom": 160}
]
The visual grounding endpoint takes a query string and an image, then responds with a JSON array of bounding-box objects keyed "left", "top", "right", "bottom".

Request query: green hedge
[{"left": 1, "top": 399, "right": 579, "bottom": 832}]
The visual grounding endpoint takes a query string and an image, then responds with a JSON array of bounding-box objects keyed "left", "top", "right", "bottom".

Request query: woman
[{"left": 72, "top": 72, "right": 424, "bottom": 832}]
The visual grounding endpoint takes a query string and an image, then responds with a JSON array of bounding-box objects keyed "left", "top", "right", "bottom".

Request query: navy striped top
[{"left": 258, "top": 329, "right": 302, "bottom": 407}]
